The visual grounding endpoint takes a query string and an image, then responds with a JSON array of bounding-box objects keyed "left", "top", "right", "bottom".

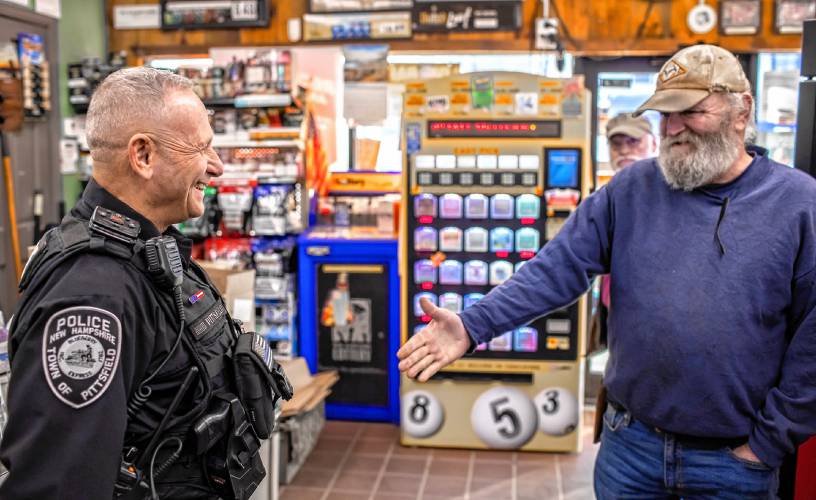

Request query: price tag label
[
  {"left": 231, "top": 1, "right": 258, "bottom": 21},
  {"left": 375, "top": 21, "right": 408, "bottom": 36}
]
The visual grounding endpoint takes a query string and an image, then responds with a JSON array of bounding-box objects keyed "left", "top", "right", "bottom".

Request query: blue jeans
[{"left": 594, "top": 405, "right": 778, "bottom": 499}]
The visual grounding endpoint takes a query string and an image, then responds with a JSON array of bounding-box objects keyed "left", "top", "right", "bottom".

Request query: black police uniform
[{"left": 0, "top": 178, "right": 273, "bottom": 499}]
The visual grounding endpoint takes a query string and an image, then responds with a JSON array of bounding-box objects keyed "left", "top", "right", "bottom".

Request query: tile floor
[{"left": 281, "top": 409, "right": 599, "bottom": 500}]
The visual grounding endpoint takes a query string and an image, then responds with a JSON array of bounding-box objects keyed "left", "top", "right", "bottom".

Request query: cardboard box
[
  {"left": 196, "top": 261, "right": 256, "bottom": 332},
  {"left": 276, "top": 357, "right": 339, "bottom": 484},
  {"left": 278, "top": 357, "right": 339, "bottom": 418}
]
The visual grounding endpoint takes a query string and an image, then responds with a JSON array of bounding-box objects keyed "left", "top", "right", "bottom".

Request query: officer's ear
[{"left": 127, "top": 133, "right": 156, "bottom": 180}]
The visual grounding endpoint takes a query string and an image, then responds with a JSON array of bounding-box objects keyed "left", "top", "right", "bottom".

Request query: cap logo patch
[
  {"left": 660, "top": 60, "right": 687, "bottom": 83},
  {"left": 42, "top": 306, "right": 122, "bottom": 409}
]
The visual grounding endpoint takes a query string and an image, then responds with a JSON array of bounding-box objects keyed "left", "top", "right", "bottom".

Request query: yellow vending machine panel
[{"left": 400, "top": 72, "right": 592, "bottom": 452}]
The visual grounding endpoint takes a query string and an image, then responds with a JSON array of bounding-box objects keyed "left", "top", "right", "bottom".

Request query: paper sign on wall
[
  {"left": 35, "top": 0, "right": 60, "bottom": 18},
  {"left": 114, "top": 5, "right": 161, "bottom": 29}
]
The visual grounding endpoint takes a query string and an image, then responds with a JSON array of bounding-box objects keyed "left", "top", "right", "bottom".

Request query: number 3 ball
[
  {"left": 402, "top": 390, "right": 445, "bottom": 439},
  {"left": 534, "top": 387, "right": 579, "bottom": 436},
  {"left": 471, "top": 387, "right": 538, "bottom": 449}
]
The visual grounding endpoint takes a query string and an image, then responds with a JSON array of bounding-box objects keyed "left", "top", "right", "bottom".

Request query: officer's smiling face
[{"left": 150, "top": 90, "right": 224, "bottom": 224}]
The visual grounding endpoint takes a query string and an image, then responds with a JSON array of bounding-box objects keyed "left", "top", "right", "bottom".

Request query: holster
[
  {"left": 197, "top": 393, "right": 266, "bottom": 500},
  {"left": 593, "top": 384, "right": 608, "bottom": 444},
  {"left": 232, "top": 332, "right": 294, "bottom": 439}
]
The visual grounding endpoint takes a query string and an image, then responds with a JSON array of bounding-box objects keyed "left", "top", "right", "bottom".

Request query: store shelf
[
  {"left": 248, "top": 127, "right": 301, "bottom": 140},
  {"left": 203, "top": 94, "right": 293, "bottom": 109},
  {"left": 212, "top": 137, "right": 302, "bottom": 148},
  {"left": 211, "top": 172, "right": 300, "bottom": 186}
]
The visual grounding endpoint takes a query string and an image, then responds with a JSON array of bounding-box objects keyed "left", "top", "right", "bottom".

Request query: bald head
[{"left": 86, "top": 67, "right": 195, "bottom": 161}]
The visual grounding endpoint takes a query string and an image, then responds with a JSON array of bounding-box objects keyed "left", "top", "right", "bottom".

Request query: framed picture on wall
[
  {"left": 775, "top": 0, "right": 816, "bottom": 33},
  {"left": 160, "top": 0, "right": 270, "bottom": 30},
  {"left": 720, "top": 0, "right": 761, "bottom": 35},
  {"left": 309, "top": 0, "right": 412, "bottom": 13},
  {"left": 302, "top": 12, "right": 412, "bottom": 41}
]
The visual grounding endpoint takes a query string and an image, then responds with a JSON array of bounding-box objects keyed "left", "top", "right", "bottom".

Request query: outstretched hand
[{"left": 397, "top": 297, "right": 471, "bottom": 382}]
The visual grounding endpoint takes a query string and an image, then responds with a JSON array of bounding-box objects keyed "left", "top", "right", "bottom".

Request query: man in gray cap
[
  {"left": 606, "top": 112, "right": 657, "bottom": 171},
  {"left": 398, "top": 44, "right": 816, "bottom": 498}
]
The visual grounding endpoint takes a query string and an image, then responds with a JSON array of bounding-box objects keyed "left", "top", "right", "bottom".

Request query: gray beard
[{"left": 657, "top": 123, "right": 740, "bottom": 191}]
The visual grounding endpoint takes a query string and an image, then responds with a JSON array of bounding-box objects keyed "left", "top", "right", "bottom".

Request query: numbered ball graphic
[
  {"left": 402, "top": 390, "right": 445, "bottom": 439},
  {"left": 534, "top": 387, "right": 579, "bottom": 436},
  {"left": 471, "top": 387, "right": 538, "bottom": 449}
]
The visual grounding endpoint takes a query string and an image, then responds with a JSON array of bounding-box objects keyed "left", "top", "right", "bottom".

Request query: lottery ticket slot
[
  {"left": 400, "top": 72, "right": 592, "bottom": 452},
  {"left": 544, "top": 148, "right": 583, "bottom": 239}
]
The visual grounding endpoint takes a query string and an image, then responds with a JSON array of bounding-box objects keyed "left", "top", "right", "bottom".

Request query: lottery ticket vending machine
[{"left": 400, "top": 72, "right": 592, "bottom": 452}]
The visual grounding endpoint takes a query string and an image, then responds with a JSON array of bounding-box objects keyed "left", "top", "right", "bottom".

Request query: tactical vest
[{"left": 12, "top": 210, "right": 266, "bottom": 500}]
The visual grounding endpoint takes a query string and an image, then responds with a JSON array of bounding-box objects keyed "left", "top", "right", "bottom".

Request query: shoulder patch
[{"left": 41, "top": 306, "right": 122, "bottom": 409}]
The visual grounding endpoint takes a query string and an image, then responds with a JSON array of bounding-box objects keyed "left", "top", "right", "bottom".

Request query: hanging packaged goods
[{"left": 160, "top": 0, "right": 270, "bottom": 29}]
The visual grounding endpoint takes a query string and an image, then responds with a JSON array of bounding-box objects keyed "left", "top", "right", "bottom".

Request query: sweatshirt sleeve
[
  {"left": 749, "top": 264, "right": 816, "bottom": 467},
  {"left": 459, "top": 185, "right": 614, "bottom": 345}
]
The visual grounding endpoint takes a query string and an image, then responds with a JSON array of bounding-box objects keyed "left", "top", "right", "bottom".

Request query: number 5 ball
[
  {"left": 402, "top": 390, "right": 445, "bottom": 439},
  {"left": 471, "top": 387, "right": 538, "bottom": 449},
  {"left": 534, "top": 387, "right": 579, "bottom": 436}
]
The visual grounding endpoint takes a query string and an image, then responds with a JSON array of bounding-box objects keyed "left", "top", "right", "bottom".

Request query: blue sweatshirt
[{"left": 460, "top": 152, "right": 816, "bottom": 467}]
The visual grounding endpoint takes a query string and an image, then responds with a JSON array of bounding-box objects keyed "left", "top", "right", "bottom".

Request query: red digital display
[
  {"left": 427, "top": 120, "right": 561, "bottom": 139},
  {"left": 421, "top": 282, "right": 434, "bottom": 290},
  {"left": 496, "top": 251, "right": 510, "bottom": 258},
  {"left": 420, "top": 315, "right": 431, "bottom": 323},
  {"left": 520, "top": 218, "right": 536, "bottom": 225},
  {"left": 418, "top": 216, "right": 434, "bottom": 224},
  {"left": 520, "top": 251, "right": 536, "bottom": 259}
]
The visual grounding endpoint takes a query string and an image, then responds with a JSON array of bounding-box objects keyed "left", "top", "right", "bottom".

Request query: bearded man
[
  {"left": 397, "top": 45, "right": 816, "bottom": 499},
  {"left": 606, "top": 112, "right": 657, "bottom": 172}
]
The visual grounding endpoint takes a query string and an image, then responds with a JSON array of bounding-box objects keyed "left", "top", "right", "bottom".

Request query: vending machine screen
[
  {"left": 489, "top": 332, "right": 513, "bottom": 351},
  {"left": 490, "top": 194, "right": 515, "bottom": 219},
  {"left": 546, "top": 148, "right": 581, "bottom": 189},
  {"left": 439, "top": 227, "right": 464, "bottom": 252},
  {"left": 464, "top": 292, "right": 485, "bottom": 308},
  {"left": 415, "top": 194, "right": 437, "bottom": 218},
  {"left": 516, "top": 194, "right": 540, "bottom": 219},
  {"left": 465, "top": 194, "right": 489, "bottom": 219},
  {"left": 414, "top": 292, "right": 438, "bottom": 315},
  {"left": 464, "top": 228, "right": 489, "bottom": 252},
  {"left": 414, "top": 227, "right": 438, "bottom": 252},
  {"left": 440, "top": 293, "right": 463, "bottom": 313},
  {"left": 490, "top": 228, "right": 514, "bottom": 252},
  {"left": 440, "top": 194, "right": 464, "bottom": 218},
  {"left": 464, "top": 260, "right": 489, "bottom": 285},
  {"left": 439, "top": 260, "right": 463, "bottom": 285}
]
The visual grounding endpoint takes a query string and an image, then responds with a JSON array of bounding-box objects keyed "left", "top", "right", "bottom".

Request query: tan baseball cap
[
  {"left": 634, "top": 44, "right": 750, "bottom": 116},
  {"left": 606, "top": 113, "right": 653, "bottom": 139}
]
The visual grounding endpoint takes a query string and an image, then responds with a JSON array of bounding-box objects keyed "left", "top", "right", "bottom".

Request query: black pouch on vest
[{"left": 233, "top": 332, "right": 294, "bottom": 439}]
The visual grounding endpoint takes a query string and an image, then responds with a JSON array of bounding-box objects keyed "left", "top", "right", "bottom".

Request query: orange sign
[
  {"left": 327, "top": 172, "right": 401, "bottom": 194},
  {"left": 451, "top": 93, "right": 469, "bottom": 105}
]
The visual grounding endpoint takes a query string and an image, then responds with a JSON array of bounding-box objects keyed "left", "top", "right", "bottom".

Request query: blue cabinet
[{"left": 298, "top": 231, "right": 400, "bottom": 423}]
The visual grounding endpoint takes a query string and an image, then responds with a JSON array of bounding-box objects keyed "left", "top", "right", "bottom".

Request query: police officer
[{"left": 0, "top": 68, "right": 287, "bottom": 499}]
